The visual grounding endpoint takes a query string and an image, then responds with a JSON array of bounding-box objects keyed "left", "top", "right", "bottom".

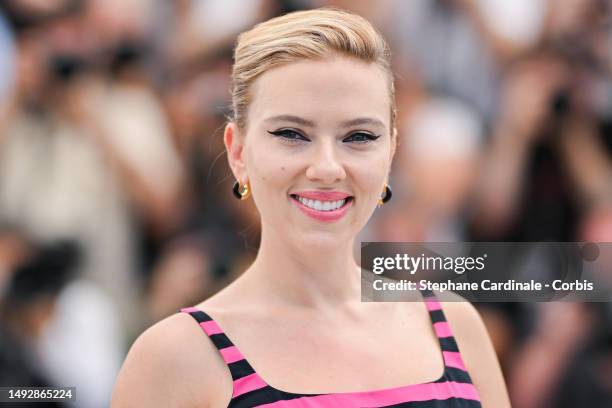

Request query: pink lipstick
[{"left": 290, "top": 191, "right": 354, "bottom": 222}]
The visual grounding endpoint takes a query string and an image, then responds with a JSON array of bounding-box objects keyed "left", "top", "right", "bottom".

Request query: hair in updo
[{"left": 230, "top": 7, "right": 396, "bottom": 139}]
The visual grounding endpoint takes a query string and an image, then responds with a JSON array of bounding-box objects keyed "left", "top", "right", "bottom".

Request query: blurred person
[
  {"left": 363, "top": 95, "right": 517, "bottom": 375},
  {"left": 1, "top": 234, "right": 124, "bottom": 408},
  {"left": 145, "top": 234, "right": 222, "bottom": 323},
  {"left": 37, "top": 274, "right": 125, "bottom": 408},
  {"left": 162, "top": 57, "right": 263, "bottom": 292},
  {"left": 462, "top": 0, "right": 549, "bottom": 58},
  {"left": 374, "top": 96, "right": 484, "bottom": 242},
  {"left": 1, "top": 235, "right": 123, "bottom": 408},
  {"left": 470, "top": 0, "right": 611, "bottom": 301},
  {"left": 0, "top": 41, "right": 143, "bottom": 330},
  {"left": 0, "top": 235, "right": 78, "bottom": 408},
  {"left": 0, "top": 9, "right": 181, "bottom": 402},
  {"left": 468, "top": 4, "right": 612, "bottom": 406},
  {"left": 340, "top": 0, "right": 549, "bottom": 60},
  {"left": 0, "top": 34, "right": 135, "bottom": 408},
  {"left": 506, "top": 205, "right": 612, "bottom": 408},
  {"left": 0, "top": 2, "right": 175, "bottom": 356},
  {"left": 156, "top": 0, "right": 282, "bottom": 69},
  {"left": 469, "top": 1, "right": 612, "bottom": 240},
  {"left": 387, "top": 0, "right": 502, "bottom": 122},
  {"left": 508, "top": 300, "right": 600, "bottom": 408},
  {"left": 113, "top": 8, "right": 509, "bottom": 407},
  {"left": 469, "top": 50, "right": 612, "bottom": 241},
  {"left": 469, "top": 53, "right": 573, "bottom": 240},
  {"left": 385, "top": 0, "right": 597, "bottom": 124},
  {"left": 163, "top": 59, "right": 233, "bottom": 162},
  {"left": 96, "top": 42, "right": 187, "bottom": 243}
]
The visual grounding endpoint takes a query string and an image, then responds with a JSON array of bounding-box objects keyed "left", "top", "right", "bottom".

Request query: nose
[{"left": 305, "top": 140, "right": 346, "bottom": 184}]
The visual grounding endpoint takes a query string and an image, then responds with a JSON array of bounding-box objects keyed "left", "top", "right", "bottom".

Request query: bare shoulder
[
  {"left": 111, "top": 312, "right": 231, "bottom": 408},
  {"left": 436, "top": 291, "right": 511, "bottom": 407}
]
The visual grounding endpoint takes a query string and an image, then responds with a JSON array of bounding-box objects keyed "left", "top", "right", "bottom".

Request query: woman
[{"left": 112, "top": 8, "right": 510, "bottom": 407}]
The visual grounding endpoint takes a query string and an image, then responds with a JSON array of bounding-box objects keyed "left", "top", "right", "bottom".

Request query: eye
[
  {"left": 267, "top": 129, "right": 310, "bottom": 142},
  {"left": 343, "top": 132, "right": 381, "bottom": 143}
]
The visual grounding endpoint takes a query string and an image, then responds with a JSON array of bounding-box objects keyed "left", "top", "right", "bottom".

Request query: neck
[{"left": 245, "top": 222, "right": 362, "bottom": 312}]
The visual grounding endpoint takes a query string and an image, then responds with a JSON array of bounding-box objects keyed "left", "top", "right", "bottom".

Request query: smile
[
  {"left": 290, "top": 193, "right": 354, "bottom": 222},
  {"left": 295, "top": 196, "right": 346, "bottom": 211}
]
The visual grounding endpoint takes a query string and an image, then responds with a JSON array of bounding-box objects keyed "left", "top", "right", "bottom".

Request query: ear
[
  {"left": 224, "top": 122, "right": 248, "bottom": 183},
  {"left": 388, "top": 127, "right": 398, "bottom": 173},
  {"left": 390, "top": 128, "right": 397, "bottom": 160}
]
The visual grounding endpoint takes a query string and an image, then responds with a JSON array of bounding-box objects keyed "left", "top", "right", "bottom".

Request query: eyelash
[{"left": 267, "top": 129, "right": 381, "bottom": 144}]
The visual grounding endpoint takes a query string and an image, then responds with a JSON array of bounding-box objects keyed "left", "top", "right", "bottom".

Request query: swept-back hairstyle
[{"left": 230, "top": 7, "right": 396, "bottom": 139}]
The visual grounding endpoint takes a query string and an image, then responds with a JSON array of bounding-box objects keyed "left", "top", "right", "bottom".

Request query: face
[{"left": 225, "top": 55, "right": 394, "bottom": 249}]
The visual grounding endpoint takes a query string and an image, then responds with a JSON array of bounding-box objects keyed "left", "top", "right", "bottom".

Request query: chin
[{"left": 292, "top": 227, "right": 355, "bottom": 253}]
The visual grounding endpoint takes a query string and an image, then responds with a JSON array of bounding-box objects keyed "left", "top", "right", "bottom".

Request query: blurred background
[{"left": 0, "top": 0, "right": 610, "bottom": 406}]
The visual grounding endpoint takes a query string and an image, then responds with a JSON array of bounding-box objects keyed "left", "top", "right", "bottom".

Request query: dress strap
[
  {"left": 419, "top": 289, "right": 469, "bottom": 373},
  {"left": 180, "top": 307, "right": 260, "bottom": 384}
]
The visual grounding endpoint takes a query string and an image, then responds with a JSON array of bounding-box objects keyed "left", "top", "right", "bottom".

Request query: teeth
[{"left": 295, "top": 196, "right": 347, "bottom": 211}]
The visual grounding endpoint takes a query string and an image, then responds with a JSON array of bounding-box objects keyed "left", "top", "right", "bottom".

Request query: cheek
[
  {"left": 245, "top": 143, "right": 296, "bottom": 198},
  {"left": 347, "top": 150, "right": 390, "bottom": 199}
]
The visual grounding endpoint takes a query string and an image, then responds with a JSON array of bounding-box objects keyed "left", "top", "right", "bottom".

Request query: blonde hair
[{"left": 230, "top": 7, "right": 396, "bottom": 139}]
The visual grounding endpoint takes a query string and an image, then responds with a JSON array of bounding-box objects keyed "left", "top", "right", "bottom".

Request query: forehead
[{"left": 247, "top": 56, "right": 390, "bottom": 131}]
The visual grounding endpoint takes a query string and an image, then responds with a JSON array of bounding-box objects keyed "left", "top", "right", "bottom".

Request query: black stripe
[
  {"left": 209, "top": 333, "right": 234, "bottom": 350},
  {"left": 182, "top": 311, "right": 233, "bottom": 350},
  {"left": 228, "top": 371, "right": 475, "bottom": 406},
  {"left": 230, "top": 391, "right": 480, "bottom": 408},
  {"left": 420, "top": 289, "right": 435, "bottom": 298},
  {"left": 229, "top": 386, "right": 281, "bottom": 408},
  {"left": 229, "top": 372, "right": 476, "bottom": 407},
  {"left": 439, "top": 336, "right": 459, "bottom": 352},
  {"left": 182, "top": 299, "right": 480, "bottom": 407},
  {"left": 381, "top": 397, "right": 482, "bottom": 408},
  {"left": 187, "top": 309, "right": 213, "bottom": 323},
  {"left": 428, "top": 309, "right": 446, "bottom": 324},
  {"left": 181, "top": 310, "right": 255, "bottom": 382},
  {"left": 227, "top": 359, "right": 256, "bottom": 380},
  {"left": 229, "top": 386, "right": 323, "bottom": 408}
]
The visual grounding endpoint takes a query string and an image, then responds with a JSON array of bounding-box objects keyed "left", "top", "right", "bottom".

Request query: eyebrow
[{"left": 263, "top": 115, "right": 386, "bottom": 130}]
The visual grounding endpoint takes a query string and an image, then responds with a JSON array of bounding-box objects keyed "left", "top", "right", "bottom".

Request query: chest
[{"left": 210, "top": 306, "right": 445, "bottom": 397}]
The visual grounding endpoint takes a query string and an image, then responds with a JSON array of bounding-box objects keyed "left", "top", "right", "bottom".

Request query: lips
[
  {"left": 292, "top": 191, "right": 352, "bottom": 201},
  {"left": 289, "top": 191, "right": 354, "bottom": 222}
]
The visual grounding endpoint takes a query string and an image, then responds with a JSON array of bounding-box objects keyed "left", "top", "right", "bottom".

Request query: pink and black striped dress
[{"left": 180, "top": 290, "right": 482, "bottom": 407}]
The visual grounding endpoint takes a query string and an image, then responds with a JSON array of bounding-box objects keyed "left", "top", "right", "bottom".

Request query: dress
[{"left": 180, "top": 290, "right": 482, "bottom": 407}]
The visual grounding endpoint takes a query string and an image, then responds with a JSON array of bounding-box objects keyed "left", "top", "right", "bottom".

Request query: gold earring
[
  {"left": 378, "top": 184, "right": 392, "bottom": 206},
  {"left": 232, "top": 180, "right": 251, "bottom": 200}
]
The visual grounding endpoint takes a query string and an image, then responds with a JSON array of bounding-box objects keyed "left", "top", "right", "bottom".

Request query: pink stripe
[
  {"left": 233, "top": 373, "right": 267, "bottom": 398},
  {"left": 199, "top": 320, "right": 223, "bottom": 336},
  {"left": 443, "top": 351, "right": 467, "bottom": 371},
  {"left": 425, "top": 300, "right": 442, "bottom": 311},
  {"left": 181, "top": 307, "right": 200, "bottom": 313},
  {"left": 220, "top": 346, "right": 245, "bottom": 364},
  {"left": 433, "top": 321, "right": 453, "bottom": 338},
  {"left": 256, "top": 381, "right": 480, "bottom": 407}
]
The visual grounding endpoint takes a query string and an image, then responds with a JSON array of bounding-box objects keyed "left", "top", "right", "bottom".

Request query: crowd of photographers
[{"left": 0, "top": 1, "right": 610, "bottom": 407}]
